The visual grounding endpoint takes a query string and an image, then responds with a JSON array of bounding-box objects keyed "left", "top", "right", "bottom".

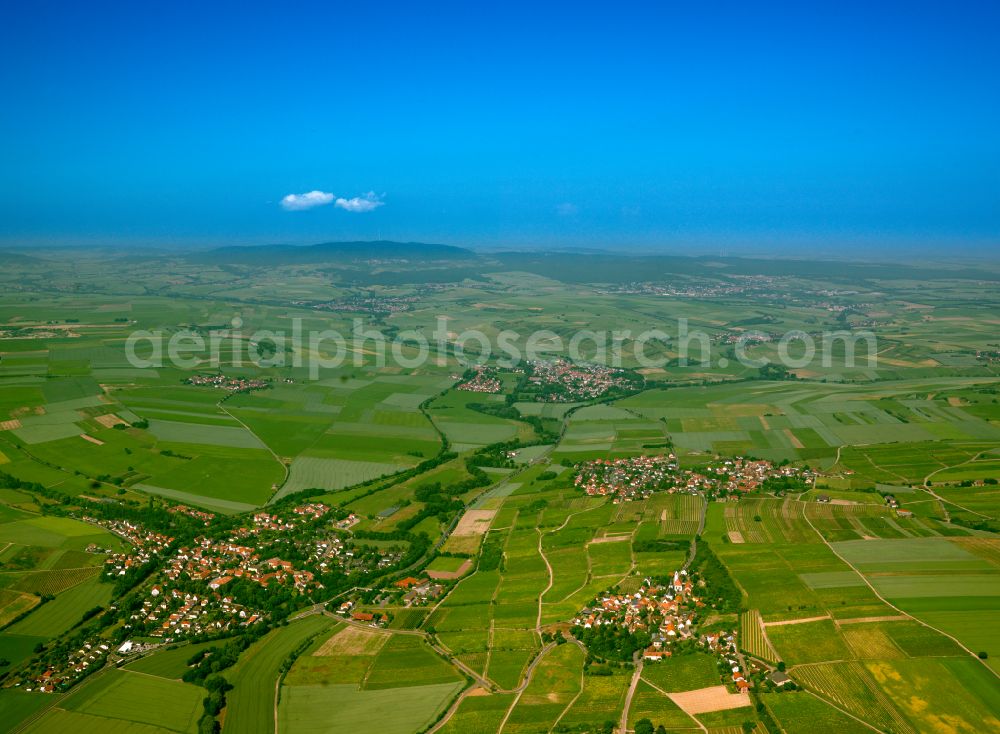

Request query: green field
[
  {"left": 6, "top": 577, "right": 112, "bottom": 638},
  {"left": 24, "top": 669, "right": 203, "bottom": 733},
  {"left": 124, "top": 641, "right": 221, "bottom": 679},
  {"left": 277, "top": 681, "right": 462, "bottom": 734},
  {"left": 224, "top": 615, "right": 336, "bottom": 734}
]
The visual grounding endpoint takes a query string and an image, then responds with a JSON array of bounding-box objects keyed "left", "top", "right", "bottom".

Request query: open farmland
[
  {"left": 280, "top": 682, "right": 463, "bottom": 734},
  {"left": 23, "top": 668, "right": 204, "bottom": 734},
  {"left": 278, "top": 625, "right": 464, "bottom": 734},
  {"left": 0, "top": 248, "right": 999, "bottom": 734},
  {"left": 830, "top": 536, "right": 1000, "bottom": 670},
  {"left": 5, "top": 577, "right": 112, "bottom": 638},
  {"left": 224, "top": 615, "right": 336, "bottom": 734}
]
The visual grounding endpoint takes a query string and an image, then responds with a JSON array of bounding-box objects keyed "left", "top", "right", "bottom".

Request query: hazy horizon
[{"left": 2, "top": 2, "right": 998, "bottom": 254}]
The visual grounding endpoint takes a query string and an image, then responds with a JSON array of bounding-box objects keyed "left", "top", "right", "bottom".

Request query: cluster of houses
[
  {"left": 335, "top": 600, "right": 388, "bottom": 626},
  {"left": 23, "top": 639, "right": 115, "bottom": 693},
  {"left": 718, "top": 331, "right": 778, "bottom": 346},
  {"left": 528, "top": 359, "right": 635, "bottom": 401},
  {"left": 457, "top": 365, "right": 503, "bottom": 393},
  {"left": 192, "top": 503, "right": 396, "bottom": 580},
  {"left": 703, "top": 458, "right": 812, "bottom": 495},
  {"left": 296, "top": 294, "right": 415, "bottom": 314},
  {"left": 94, "top": 518, "right": 174, "bottom": 576},
  {"left": 299, "top": 527, "right": 403, "bottom": 576},
  {"left": 393, "top": 575, "right": 445, "bottom": 606},
  {"left": 128, "top": 585, "right": 262, "bottom": 638},
  {"left": 702, "top": 630, "right": 751, "bottom": 693},
  {"left": 21, "top": 585, "right": 262, "bottom": 695},
  {"left": 573, "top": 572, "right": 700, "bottom": 643},
  {"left": 575, "top": 455, "right": 812, "bottom": 501},
  {"left": 96, "top": 504, "right": 334, "bottom": 596},
  {"left": 882, "top": 494, "right": 915, "bottom": 518},
  {"left": 227, "top": 502, "right": 329, "bottom": 539},
  {"left": 334, "top": 513, "right": 360, "bottom": 530},
  {"left": 601, "top": 281, "right": 768, "bottom": 298},
  {"left": 574, "top": 455, "right": 680, "bottom": 500},
  {"left": 168, "top": 504, "right": 216, "bottom": 525},
  {"left": 162, "top": 537, "right": 320, "bottom": 594},
  {"left": 573, "top": 572, "right": 751, "bottom": 693},
  {"left": 184, "top": 374, "right": 269, "bottom": 391},
  {"left": 817, "top": 300, "right": 874, "bottom": 313}
]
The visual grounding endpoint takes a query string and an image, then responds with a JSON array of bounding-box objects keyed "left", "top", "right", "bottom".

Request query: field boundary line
[
  {"left": 549, "top": 640, "right": 587, "bottom": 732},
  {"left": 640, "top": 676, "right": 707, "bottom": 732},
  {"left": 218, "top": 398, "right": 289, "bottom": 497},
  {"left": 801, "top": 690, "right": 887, "bottom": 734},
  {"left": 835, "top": 615, "right": 908, "bottom": 625},
  {"left": 426, "top": 682, "right": 478, "bottom": 734},
  {"left": 536, "top": 527, "right": 553, "bottom": 631},
  {"left": 762, "top": 614, "right": 831, "bottom": 627},
  {"left": 539, "top": 501, "right": 606, "bottom": 608}
]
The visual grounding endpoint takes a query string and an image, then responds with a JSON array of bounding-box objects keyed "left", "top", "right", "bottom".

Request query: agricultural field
[
  {"left": 123, "top": 641, "right": 221, "bottom": 679},
  {"left": 762, "top": 690, "right": 876, "bottom": 734},
  {"left": 23, "top": 668, "right": 204, "bottom": 734},
  {"left": 224, "top": 614, "right": 337, "bottom": 734},
  {"left": 278, "top": 624, "right": 464, "bottom": 734},
  {"left": 0, "top": 511, "right": 122, "bottom": 654},
  {"left": 1, "top": 250, "right": 999, "bottom": 733},
  {"left": 830, "top": 536, "right": 1000, "bottom": 671},
  {"left": 436, "top": 691, "right": 518, "bottom": 734},
  {"left": 501, "top": 642, "right": 585, "bottom": 734}
]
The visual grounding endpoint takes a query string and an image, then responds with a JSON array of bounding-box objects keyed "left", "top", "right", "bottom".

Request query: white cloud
[
  {"left": 556, "top": 202, "right": 579, "bottom": 216},
  {"left": 335, "top": 191, "right": 385, "bottom": 213},
  {"left": 281, "top": 190, "right": 335, "bottom": 211}
]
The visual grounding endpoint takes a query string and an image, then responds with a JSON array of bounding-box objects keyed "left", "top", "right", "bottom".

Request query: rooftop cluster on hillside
[
  {"left": 163, "top": 538, "right": 320, "bottom": 593},
  {"left": 573, "top": 572, "right": 699, "bottom": 640},
  {"left": 574, "top": 455, "right": 680, "bottom": 500},
  {"left": 24, "top": 639, "right": 116, "bottom": 693}
]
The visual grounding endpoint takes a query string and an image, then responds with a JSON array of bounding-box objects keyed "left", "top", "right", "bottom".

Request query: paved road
[{"left": 619, "top": 655, "right": 644, "bottom": 734}]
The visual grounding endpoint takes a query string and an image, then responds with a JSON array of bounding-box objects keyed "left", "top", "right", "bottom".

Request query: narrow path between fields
[
  {"left": 762, "top": 614, "right": 831, "bottom": 627},
  {"left": 537, "top": 527, "right": 553, "bottom": 631},
  {"left": 921, "top": 449, "right": 996, "bottom": 521},
  {"left": 619, "top": 657, "right": 644, "bottom": 734},
  {"left": 218, "top": 398, "right": 289, "bottom": 493},
  {"left": 495, "top": 642, "right": 557, "bottom": 734},
  {"left": 549, "top": 639, "right": 588, "bottom": 732}
]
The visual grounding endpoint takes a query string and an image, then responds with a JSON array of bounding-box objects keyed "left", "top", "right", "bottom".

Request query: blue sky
[{"left": 1, "top": 1, "right": 998, "bottom": 253}]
